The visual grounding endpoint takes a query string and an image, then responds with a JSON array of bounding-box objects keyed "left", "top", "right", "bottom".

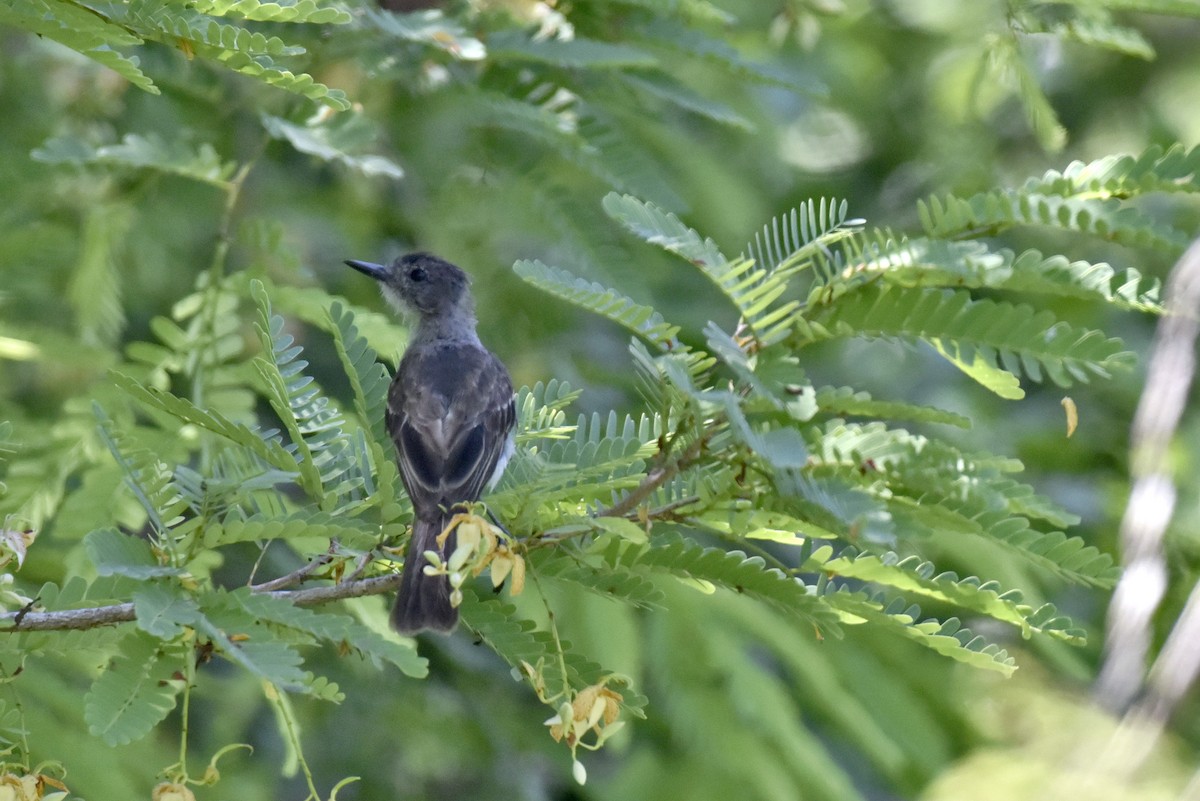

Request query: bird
[{"left": 345, "top": 253, "right": 515, "bottom": 634}]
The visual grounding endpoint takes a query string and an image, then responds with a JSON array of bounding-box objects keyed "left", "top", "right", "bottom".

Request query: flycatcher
[{"left": 346, "top": 253, "right": 515, "bottom": 634}]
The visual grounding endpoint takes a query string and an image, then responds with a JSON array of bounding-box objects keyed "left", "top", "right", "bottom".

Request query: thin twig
[
  {"left": 597, "top": 437, "right": 705, "bottom": 519},
  {"left": 341, "top": 551, "right": 374, "bottom": 583},
  {"left": 616, "top": 494, "right": 702, "bottom": 522},
  {"left": 0, "top": 573, "right": 403, "bottom": 633},
  {"left": 250, "top": 552, "right": 336, "bottom": 592}
]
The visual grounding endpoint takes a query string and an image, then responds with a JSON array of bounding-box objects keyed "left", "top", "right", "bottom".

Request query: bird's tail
[{"left": 391, "top": 516, "right": 458, "bottom": 634}]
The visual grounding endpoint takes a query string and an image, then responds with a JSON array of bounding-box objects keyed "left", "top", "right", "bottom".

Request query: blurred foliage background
[{"left": 2, "top": 0, "right": 1200, "bottom": 799}]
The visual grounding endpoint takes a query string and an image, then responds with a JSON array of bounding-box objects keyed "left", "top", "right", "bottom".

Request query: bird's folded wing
[{"left": 389, "top": 345, "right": 515, "bottom": 509}]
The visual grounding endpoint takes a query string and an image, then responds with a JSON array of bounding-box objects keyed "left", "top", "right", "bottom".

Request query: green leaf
[
  {"left": 261, "top": 113, "right": 403, "bottom": 180},
  {"left": 813, "top": 385, "right": 971, "bottom": 428},
  {"left": 0, "top": 420, "right": 13, "bottom": 498},
  {"left": 608, "top": 534, "right": 841, "bottom": 633},
  {"left": 579, "top": 111, "right": 685, "bottom": 209},
  {"left": 201, "top": 510, "right": 376, "bottom": 548},
  {"left": 133, "top": 583, "right": 201, "bottom": 639},
  {"left": 84, "top": 631, "right": 183, "bottom": 745},
  {"left": 460, "top": 591, "right": 648, "bottom": 717},
  {"left": 0, "top": 0, "right": 159, "bottom": 95},
  {"left": 223, "top": 589, "right": 427, "bottom": 678},
  {"left": 534, "top": 553, "right": 665, "bottom": 609},
  {"left": 592, "top": 516, "right": 649, "bottom": 544},
  {"left": 940, "top": 503, "right": 1119, "bottom": 587},
  {"left": 918, "top": 188, "right": 1189, "bottom": 253},
  {"left": 620, "top": 72, "right": 753, "bottom": 130},
  {"left": 984, "top": 34, "right": 1066, "bottom": 152},
  {"left": 33, "top": 133, "right": 237, "bottom": 187},
  {"left": 513, "top": 259, "right": 681, "bottom": 351},
  {"left": 265, "top": 281, "right": 408, "bottom": 363},
  {"left": 212, "top": 50, "right": 350, "bottom": 109},
  {"left": 252, "top": 280, "right": 366, "bottom": 510},
  {"left": 603, "top": 192, "right": 725, "bottom": 267},
  {"left": 722, "top": 394, "right": 809, "bottom": 469},
  {"left": 361, "top": 7, "right": 484, "bottom": 59},
  {"left": 815, "top": 546, "right": 1086, "bottom": 642},
  {"left": 487, "top": 31, "right": 657, "bottom": 68},
  {"left": 801, "top": 283, "right": 1134, "bottom": 391},
  {"left": 111, "top": 370, "right": 301, "bottom": 475},
  {"left": 94, "top": 404, "right": 187, "bottom": 538},
  {"left": 515, "top": 379, "right": 581, "bottom": 443},
  {"left": 999, "top": 249, "right": 1161, "bottom": 312},
  {"left": 823, "top": 589, "right": 1017, "bottom": 675},
  {"left": 694, "top": 506, "right": 841, "bottom": 543},
  {"left": 1026, "top": 143, "right": 1200, "bottom": 198},
  {"left": 636, "top": 18, "right": 814, "bottom": 90},
  {"left": 85, "top": 528, "right": 181, "bottom": 579},
  {"left": 1015, "top": 6, "right": 1154, "bottom": 59},
  {"left": 192, "top": 591, "right": 313, "bottom": 691},
  {"left": 190, "top": 0, "right": 351, "bottom": 24},
  {"left": 126, "top": 0, "right": 306, "bottom": 57},
  {"left": 746, "top": 197, "right": 862, "bottom": 278},
  {"left": 931, "top": 339, "right": 1025, "bottom": 399},
  {"left": 859, "top": 237, "right": 1163, "bottom": 313},
  {"left": 605, "top": 194, "right": 801, "bottom": 345}
]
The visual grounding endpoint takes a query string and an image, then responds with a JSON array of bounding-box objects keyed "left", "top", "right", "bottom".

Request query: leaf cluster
[{"left": 3, "top": 0, "right": 1200, "bottom": 797}]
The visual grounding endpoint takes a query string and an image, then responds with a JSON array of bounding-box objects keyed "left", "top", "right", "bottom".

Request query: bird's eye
[{"left": 408, "top": 267, "right": 427, "bottom": 282}]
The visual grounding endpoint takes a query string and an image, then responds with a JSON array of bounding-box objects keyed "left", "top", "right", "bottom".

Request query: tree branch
[
  {"left": 251, "top": 552, "right": 335, "bottom": 592},
  {"left": 0, "top": 573, "right": 403, "bottom": 633},
  {"left": 597, "top": 436, "right": 706, "bottom": 519}
]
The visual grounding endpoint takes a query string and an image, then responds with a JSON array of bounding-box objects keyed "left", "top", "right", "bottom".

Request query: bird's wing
[{"left": 389, "top": 344, "right": 514, "bottom": 514}]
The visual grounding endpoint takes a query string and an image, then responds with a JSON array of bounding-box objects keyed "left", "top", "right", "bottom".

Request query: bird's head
[{"left": 345, "top": 252, "right": 471, "bottom": 319}]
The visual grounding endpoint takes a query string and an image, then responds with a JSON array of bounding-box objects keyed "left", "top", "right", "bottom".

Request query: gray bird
[{"left": 346, "top": 253, "right": 515, "bottom": 634}]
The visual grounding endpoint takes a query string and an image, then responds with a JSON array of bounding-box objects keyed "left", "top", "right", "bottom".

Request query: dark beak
[{"left": 345, "top": 259, "right": 388, "bottom": 281}]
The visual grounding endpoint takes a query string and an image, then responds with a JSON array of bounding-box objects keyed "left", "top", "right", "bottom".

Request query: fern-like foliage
[
  {"left": 84, "top": 630, "right": 185, "bottom": 746},
  {"left": 603, "top": 534, "right": 841, "bottom": 632},
  {"left": 33, "top": 132, "right": 237, "bottom": 188},
  {"left": 798, "top": 283, "right": 1133, "bottom": 393},
  {"left": 513, "top": 260, "right": 682, "bottom": 351},
  {"left": 1, "top": 0, "right": 350, "bottom": 108},
  {"left": 251, "top": 281, "right": 361, "bottom": 510},
  {"left": 745, "top": 197, "right": 864, "bottom": 278},
  {"left": 11, "top": 1, "right": 1200, "bottom": 792},
  {"left": 261, "top": 113, "right": 403, "bottom": 180},
  {"left": 918, "top": 189, "right": 1189, "bottom": 253},
  {"left": 603, "top": 193, "right": 800, "bottom": 346},
  {"left": 516, "top": 379, "right": 581, "bottom": 444},
  {"left": 93, "top": 406, "right": 187, "bottom": 544},
  {"left": 800, "top": 230, "right": 1163, "bottom": 313},
  {"left": 214, "top": 588, "right": 425, "bottom": 677},
  {"left": 126, "top": 0, "right": 305, "bottom": 56},
  {"left": 1024, "top": 143, "right": 1200, "bottom": 198},
  {"left": 811, "top": 546, "right": 1085, "bottom": 642},
  {"left": 461, "top": 590, "right": 649, "bottom": 718},
  {"left": 812, "top": 386, "right": 971, "bottom": 429},
  {"left": 820, "top": 587, "right": 1018, "bottom": 675},
  {"left": 111, "top": 371, "right": 301, "bottom": 477},
  {"left": 1012, "top": 3, "right": 1155, "bottom": 59},
  {"left": 487, "top": 30, "right": 657, "bottom": 69},
  {"left": 0, "top": 0, "right": 159, "bottom": 94},
  {"left": 199, "top": 510, "right": 376, "bottom": 549},
  {"left": 190, "top": 0, "right": 350, "bottom": 24},
  {"left": 512, "top": 141, "right": 1184, "bottom": 682}
]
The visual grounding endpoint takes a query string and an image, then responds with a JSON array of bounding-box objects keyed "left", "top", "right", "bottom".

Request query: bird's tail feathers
[{"left": 391, "top": 517, "right": 458, "bottom": 634}]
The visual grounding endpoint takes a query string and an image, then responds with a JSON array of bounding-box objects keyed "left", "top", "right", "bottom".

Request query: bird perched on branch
[{"left": 346, "top": 253, "right": 515, "bottom": 634}]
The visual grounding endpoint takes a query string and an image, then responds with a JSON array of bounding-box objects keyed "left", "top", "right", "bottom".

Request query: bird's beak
[{"left": 345, "top": 259, "right": 388, "bottom": 281}]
